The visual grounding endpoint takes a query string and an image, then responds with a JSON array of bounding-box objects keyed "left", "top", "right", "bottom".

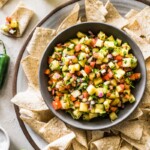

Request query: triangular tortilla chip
[
  {"left": 128, "top": 7, "right": 150, "bottom": 43},
  {"left": 42, "top": 132, "right": 76, "bottom": 150},
  {"left": 0, "top": 0, "right": 8, "bottom": 8},
  {"left": 121, "top": 120, "right": 150, "bottom": 150},
  {"left": 68, "top": 126, "right": 88, "bottom": 149},
  {"left": 40, "top": 117, "right": 71, "bottom": 143},
  {"left": 85, "top": 0, "right": 107, "bottom": 22},
  {"left": 56, "top": 3, "right": 80, "bottom": 33},
  {"left": 105, "top": 0, "right": 128, "bottom": 29},
  {"left": 139, "top": 108, "right": 150, "bottom": 120},
  {"left": 146, "top": 57, "right": 150, "bottom": 92},
  {"left": 125, "top": 9, "right": 138, "bottom": 20},
  {"left": 90, "top": 136, "right": 121, "bottom": 150},
  {"left": 19, "top": 108, "right": 53, "bottom": 122},
  {"left": 11, "top": 86, "right": 48, "bottom": 111},
  {"left": 127, "top": 107, "right": 143, "bottom": 120},
  {"left": 113, "top": 120, "right": 143, "bottom": 141},
  {"left": 120, "top": 140, "right": 133, "bottom": 150},
  {"left": 21, "top": 55, "right": 39, "bottom": 89},
  {"left": 124, "top": 28, "right": 150, "bottom": 59},
  {"left": 72, "top": 139, "right": 88, "bottom": 150},
  {"left": 1, "top": 2, "right": 34, "bottom": 37},
  {"left": 27, "top": 27, "right": 56, "bottom": 60}
]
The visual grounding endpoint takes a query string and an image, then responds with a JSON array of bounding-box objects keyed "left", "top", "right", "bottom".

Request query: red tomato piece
[
  {"left": 114, "top": 55, "right": 122, "bottom": 61},
  {"left": 70, "top": 95, "right": 76, "bottom": 101},
  {"left": 52, "top": 100, "right": 62, "bottom": 110},
  {"left": 90, "top": 62, "right": 96, "bottom": 68},
  {"left": 91, "top": 38, "right": 97, "bottom": 47},
  {"left": 84, "top": 65, "right": 92, "bottom": 74},
  {"left": 74, "top": 101, "right": 80, "bottom": 107},
  {"left": 117, "top": 61, "right": 122, "bottom": 67},
  {"left": 82, "top": 91, "right": 89, "bottom": 98},
  {"left": 75, "top": 44, "right": 81, "bottom": 52}
]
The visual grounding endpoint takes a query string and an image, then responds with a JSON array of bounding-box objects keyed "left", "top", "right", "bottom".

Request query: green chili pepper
[{"left": 0, "top": 40, "right": 10, "bottom": 89}]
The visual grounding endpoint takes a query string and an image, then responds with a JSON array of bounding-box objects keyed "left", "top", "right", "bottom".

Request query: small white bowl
[{"left": 0, "top": 126, "right": 10, "bottom": 150}]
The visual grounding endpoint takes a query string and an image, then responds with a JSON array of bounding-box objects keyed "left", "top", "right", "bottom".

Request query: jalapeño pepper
[{"left": 0, "top": 40, "right": 10, "bottom": 89}]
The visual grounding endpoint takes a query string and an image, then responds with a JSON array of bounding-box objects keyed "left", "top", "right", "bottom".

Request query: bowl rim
[{"left": 39, "top": 22, "right": 147, "bottom": 130}]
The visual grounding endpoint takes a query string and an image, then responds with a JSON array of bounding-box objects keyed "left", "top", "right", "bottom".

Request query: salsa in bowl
[{"left": 39, "top": 23, "right": 146, "bottom": 130}]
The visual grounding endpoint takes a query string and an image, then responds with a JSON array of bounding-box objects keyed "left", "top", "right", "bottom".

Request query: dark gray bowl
[{"left": 39, "top": 22, "right": 146, "bottom": 130}]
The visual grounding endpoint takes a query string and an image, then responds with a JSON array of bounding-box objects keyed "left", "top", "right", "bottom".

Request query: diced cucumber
[
  {"left": 104, "top": 41, "right": 115, "bottom": 48},
  {"left": 108, "top": 62, "right": 115, "bottom": 69},
  {"left": 71, "top": 90, "right": 81, "bottom": 98},
  {"left": 116, "top": 38, "right": 122, "bottom": 46},
  {"left": 79, "top": 103, "right": 89, "bottom": 112},
  {"left": 114, "top": 69, "right": 125, "bottom": 80},
  {"left": 122, "top": 43, "right": 131, "bottom": 51},
  {"left": 109, "top": 112, "right": 118, "bottom": 121},
  {"left": 72, "top": 109, "right": 82, "bottom": 119},
  {"left": 92, "top": 48, "right": 99, "bottom": 53},
  {"left": 107, "top": 35, "right": 115, "bottom": 41},
  {"left": 104, "top": 99, "right": 111, "bottom": 110},
  {"left": 62, "top": 65, "right": 68, "bottom": 71},
  {"left": 97, "top": 31, "right": 106, "bottom": 41},
  {"left": 50, "top": 60, "right": 60, "bottom": 71},
  {"left": 70, "top": 38, "right": 79, "bottom": 44},
  {"left": 95, "top": 104, "right": 106, "bottom": 114},
  {"left": 129, "top": 94, "right": 136, "bottom": 103},
  {"left": 95, "top": 39, "right": 104, "bottom": 47},
  {"left": 78, "top": 52, "right": 87, "bottom": 60}
]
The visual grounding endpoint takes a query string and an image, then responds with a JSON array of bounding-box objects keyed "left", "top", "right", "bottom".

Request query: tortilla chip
[
  {"left": 113, "top": 120, "right": 143, "bottom": 141},
  {"left": 122, "top": 120, "right": 150, "bottom": 150},
  {"left": 140, "top": 89, "right": 150, "bottom": 108},
  {"left": 19, "top": 108, "right": 53, "bottom": 122},
  {"left": 68, "top": 126, "right": 88, "bottom": 149},
  {"left": 125, "top": 9, "right": 138, "bottom": 19},
  {"left": 90, "top": 136, "right": 121, "bottom": 150},
  {"left": 120, "top": 140, "right": 133, "bottom": 150},
  {"left": 21, "top": 55, "right": 39, "bottom": 89},
  {"left": 124, "top": 28, "right": 150, "bottom": 59},
  {"left": 40, "top": 117, "right": 71, "bottom": 143},
  {"left": 85, "top": 0, "right": 107, "bottom": 22},
  {"left": 105, "top": 0, "right": 128, "bottom": 29},
  {"left": 11, "top": 86, "right": 48, "bottom": 111},
  {"left": 21, "top": 116, "right": 71, "bottom": 143},
  {"left": 11, "top": 2, "right": 34, "bottom": 37},
  {"left": 56, "top": 3, "right": 79, "bottom": 33},
  {"left": 127, "top": 107, "right": 143, "bottom": 120},
  {"left": 146, "top": 57, "right": 150, "bottom": 92},
  {"left": 139, "top": 108, "right": 150, "bottom": 120},
  {"left": 42, "top": 132, "right": 76, "bottom": 150},
  {"left": 128, "top": 7, "right": 150, "bottom": 43},
  {"left": 0, "top": 0, "right": 8, "bottom": 8},
  {"left": 27, "top": 27, "right": 56, "bottom": 60},
  {"left": 72, "top": 139, "right": 88, "bottom": 150}
]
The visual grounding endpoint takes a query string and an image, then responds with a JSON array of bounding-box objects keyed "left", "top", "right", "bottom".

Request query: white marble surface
[{"left": 0, "top": 0, "right": 68, "bottom": 149}]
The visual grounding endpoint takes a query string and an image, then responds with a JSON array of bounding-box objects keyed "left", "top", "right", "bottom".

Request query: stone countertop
[{"left": 0, "top": 0, "right": 67, "bottom": 149}]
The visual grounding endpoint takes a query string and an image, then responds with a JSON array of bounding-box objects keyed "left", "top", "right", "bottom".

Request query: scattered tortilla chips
[
  {"left": 145, "top": 57, "right": 150, "bottom": 92},
  {"left": 27, "top": 27, "right": 56, "bottom": 60},
  {"left": 85, "top": 0, "right": 107, "bottom": 22},
  {"left": 19, "top": 108, "right": 53, "bottom": 122},
  {"left": 21, "top": 55, "right": 39, "bottom": 89},
  {"left": 1, "top": 2, "right": 34, "bottom": 37},
  {"left": 125, "top": 9, "right": 138, "bottom": 20},
  {"left": 42, "top": 132, "right": 76, "bottom": 150},
  {"left": 68, "top": 126, "right": 88, "bottom": 149},
  {"left": 72, "top": 140, "right": 88, "bottom": 150},
  {"left": 127, "top": 107, "right": 143, "bottom": 120},
  {"left": 113, "top": 120, "right": 143, "bottom": 141},
  {"left": 90, "top": 136, "right": 121, "bottom": 150},
  {"left": 128, "top": 6, "right": 150, "bottom": 43},
  {"left": 120, "top": 140, "right": 133, "bottom": 150},
  {"left": 105, "top": 0, "right": 128, "bottom": 29},
  {"left": 139, "top": 108, "right": 150, "bottom": 121},
  {"left": 11, "top": 86, "right": 48, "bottom": 111},
  {"left": 56, "top": 3, "right": 80, "bottom": 33},
  {"left": 124, "top": 28, "right": 150, "bottom": 59},
  {"left": 0, "top": 0, "right": 8, "bottom": 8}
]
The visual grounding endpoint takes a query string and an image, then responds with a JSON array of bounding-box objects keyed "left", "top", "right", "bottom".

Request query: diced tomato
[
  {"left": 108, "top": 70, "right": 113, "bottom": 78},
  {"left": 119, "top": 84, "right": 125, "bottom": 91},
  {"left": 130, "top": 73, "right": 141, "bottom": 80},
  {"left": 91, "top": 38, "right": 97, "bottom": 47},
  {"left": 74, "top": 101, "right": 80, "bottom": 107},
  {"left": 71, "top": 95, "right": 76, "bottom": 101},
  {"left": 44, "top": 69, "right": 50, "bottom": 75},
  {"left": 114, "top": 55, "right": 122, "bottom": 61},
  {"left": 48, "top": 57, "right": 53, "bottom": 64},
  {"left": 124, "top": 94, "right": 130, "bottom": 99},
  {"left": 82, "top": 91, "right": 89, "bottom": 98},
  {"left": 110, "top": 107, "right": 118, "bottom": 112},
  {"left": 84, "top": 65, "right": 91, "bottom": 74},
  {"left": 6, "top": 16, "right": 11, "bottom": 23},
  {"left": 52, "top": 100, "right": 62, "bottom": 110},
  {"left": 75, "top": 44, "right": 81, "bottom": 52},
  {"left": 117, "top": 61, "right": 122, "bottom": 67},
  {"left": 90, "top": 62, "right": 96, "bottom": 68},
  {"left": 103, "top": 74, "right": 110, "bottom": 81}
]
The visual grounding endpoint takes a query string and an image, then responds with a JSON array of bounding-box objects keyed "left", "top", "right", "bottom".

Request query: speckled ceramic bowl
[{"left": 39, "top": 22, "right": 146, "bottom": 130}]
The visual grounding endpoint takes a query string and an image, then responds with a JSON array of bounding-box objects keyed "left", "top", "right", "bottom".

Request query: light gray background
[{"left": 0, "top": 0, "right": 68, "bottom": 149}]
